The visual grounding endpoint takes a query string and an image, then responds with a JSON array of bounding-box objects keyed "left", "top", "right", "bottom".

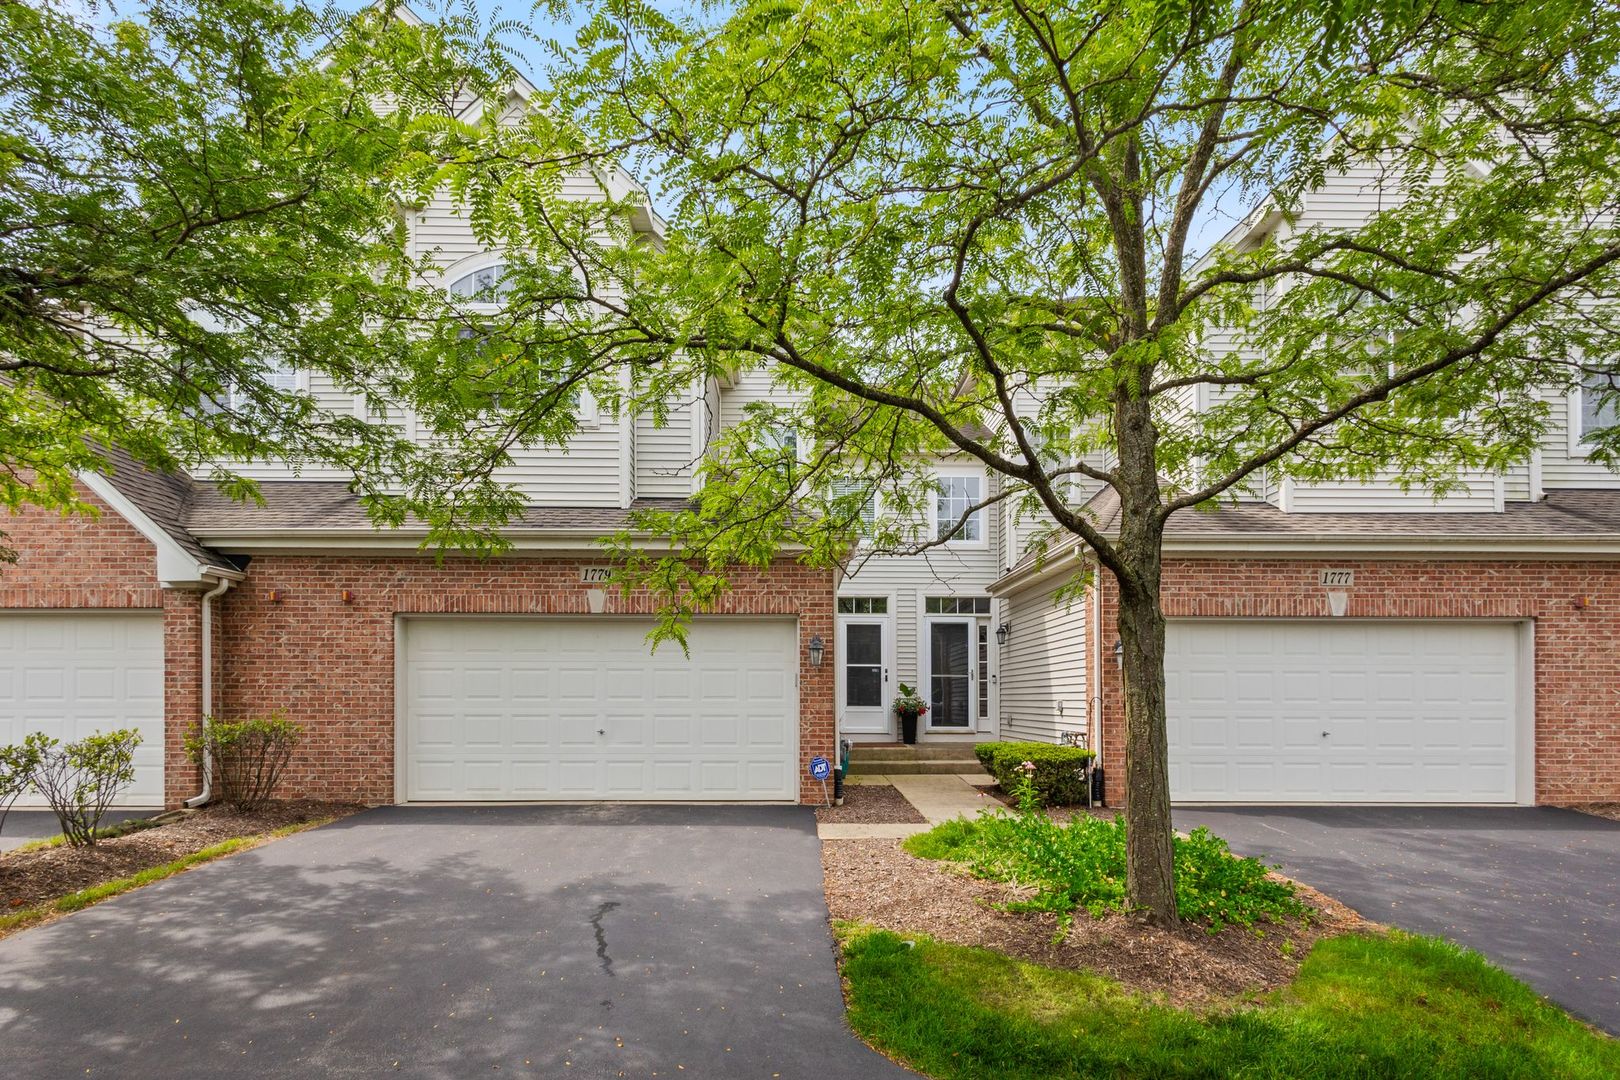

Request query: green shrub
[
  {"left": 185, "top": 714, "right": 302, "bottom": 811},
  {"left": 975, "top": 741, "right": 1095, "bottom": 806},
  {"left": 0, "top": 732, "right": 51, "bottom": 839},
  {"left": 904, "top": 786, "right": 1307, "bottom": 932},
  {"left": 27, "top": 730, "right": 142, "bottom": 846}
]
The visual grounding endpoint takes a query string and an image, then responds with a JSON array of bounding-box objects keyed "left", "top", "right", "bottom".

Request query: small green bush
[
  {"left": 904, "top": 780, "right": 1307, "bottom": 932},
  {"left": 27, "top": 730, "right": 142, "bottom": 846},
  {"left": 185, "top": 714, "right": 302, "bottom": 811},
  {"left": 0, "top": 732, "right": 51, "bottom": 839},
  {"left": 975, "top": 741, "right": 1095, "bottom": 806}
]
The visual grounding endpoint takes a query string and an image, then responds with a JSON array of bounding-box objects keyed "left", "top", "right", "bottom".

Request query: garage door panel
[
  {"left": 1168, "top": 620, "right": 1520, "bottom": 804},
  {"left": 404, "top": 617, "right": 797, "bottom": 801},
  {"left": 1, "top": 612, "right": 165, "bottom": 808}
]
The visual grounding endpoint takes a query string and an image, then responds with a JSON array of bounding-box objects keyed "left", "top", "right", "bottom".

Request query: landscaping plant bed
[
  {"left": 984, "top": 787, "right": 1115, "bottom": 822},
  {"left": 1575, "top": 803, "right": 1620, "bottom": 823},
  {"left": 1, "top": 800, "right": 360, "bottom": 912},
  {"left": 823, "top": 837, "right": 1367, "bottom": 1009},
  {"left": 815, "top": 784, "right": 927, "bottom": 825}
]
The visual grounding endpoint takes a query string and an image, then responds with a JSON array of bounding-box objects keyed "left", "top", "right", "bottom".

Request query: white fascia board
[
  {"left": 190, "top": 528, "right": 811, "bottom": 557},
  {"left": 78, "top": 472, "right": 242, "bottom": 585},
  {"left": 1159, "top": 535, "right": 1620, "bottom": 558},
  {"left": 987, "top": 539, "right": 1085, "bottom": 596}
]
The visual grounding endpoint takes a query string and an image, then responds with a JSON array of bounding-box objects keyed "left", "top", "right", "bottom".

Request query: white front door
[
  {"left": 924, "top": 617, "right": 975, "bottom": 731},
  {"left": 838, "top": 616, "right": 891, "bottom": 735},
  {"left": 1165, "top": 619, "right": 1525, "bottom": 803},
  {"left": 0, "top": 611, "right": 165, "bottom": 807},
  {"left": 402, "top": 616, "right": 799, "bottom": 801}
]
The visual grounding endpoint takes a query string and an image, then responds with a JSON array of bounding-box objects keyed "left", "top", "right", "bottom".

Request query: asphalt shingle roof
[
  {"left": 183, "top": 483, "right": 692, "bottom": 532},
  {"left": 1075, "top": 485, "right": 1620, "bottom": 539}
]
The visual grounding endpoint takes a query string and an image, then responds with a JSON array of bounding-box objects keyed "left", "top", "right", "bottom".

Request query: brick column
[{"left": 163, "top": 588, "right": 204, "bottom": 809}]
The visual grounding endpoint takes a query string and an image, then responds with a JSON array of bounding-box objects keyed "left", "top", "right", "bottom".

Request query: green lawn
[{"left": 837, "top": 923, "right": 1619, "bottom": 1080}]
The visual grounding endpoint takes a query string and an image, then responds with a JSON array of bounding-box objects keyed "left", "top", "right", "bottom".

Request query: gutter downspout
[
  {"left": 1089, "top": 554, "right": 1104, "bottom": 767},
  {"left": 184, "top": 576, "right": 233, "bottom": 809}
]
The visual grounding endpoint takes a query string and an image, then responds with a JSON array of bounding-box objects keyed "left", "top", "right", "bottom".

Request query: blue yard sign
[{"left": 809, "top": 756, "right": 832, "bottom": 781}]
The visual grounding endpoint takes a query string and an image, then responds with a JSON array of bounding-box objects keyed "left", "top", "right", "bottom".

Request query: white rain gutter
[{"left": 184, "top": 576, "right": 234, "bottom": 808}]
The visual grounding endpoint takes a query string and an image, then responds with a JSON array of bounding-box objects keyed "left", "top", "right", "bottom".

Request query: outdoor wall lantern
[
  {"left": 808, "top": 634, "right": 826, "bottom": 667},
  {"left": 1113, "top": 638, "right": 1124, "bottom": 667},
  {"left": 995, "top": 622, "right": 1011, "bottom": 646}
]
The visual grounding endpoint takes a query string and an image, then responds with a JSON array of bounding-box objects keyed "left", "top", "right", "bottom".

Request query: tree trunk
[{"left": 1115, "top": 571, "right": 1178, "bottom": 926}]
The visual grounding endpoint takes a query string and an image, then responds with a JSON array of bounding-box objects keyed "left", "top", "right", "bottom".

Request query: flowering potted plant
[{"left": 893, "top": 683, "right": 928, "bottom": 744}]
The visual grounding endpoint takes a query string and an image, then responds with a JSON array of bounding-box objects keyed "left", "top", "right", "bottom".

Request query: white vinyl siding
[
  {"left": 634, "top": 395, "right": 699, "bottom": 498},
  {"left": 1538, "top": 387, "right": 1620, "bottom": 490},
  {"left": 997, "top": 573, "right": 1087, "bottom": 744},
  {"left": 837, "top": 469, "right": 1004, "bottom": 728},
  {"left": 1280, "top": 471, "right": 1504, "bottom": 514}
]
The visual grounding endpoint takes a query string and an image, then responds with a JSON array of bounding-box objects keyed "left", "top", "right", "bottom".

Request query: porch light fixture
[
  {"left": 995, "top": 622, "right": 1011, "bottom": 646},
  {"left": 808, "top": 634, "right": 826, "bottom": 667}
]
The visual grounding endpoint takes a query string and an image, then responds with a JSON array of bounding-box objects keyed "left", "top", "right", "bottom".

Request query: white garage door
[
  {"left": 403, "top": 617, "right": 799, "bottom": 801},
  {"left": 1166, "top": 620, "right": 1524, "bottom": 804},
  {"left": 0, "top": 611, "right": 165, "bottom": 807}
]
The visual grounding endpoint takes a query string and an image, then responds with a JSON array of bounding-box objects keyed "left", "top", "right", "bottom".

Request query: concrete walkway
[
  {"left": 816, "top": 774, "right": 997, "bottom": 839},
  {"left": 888, "top": 774, "right": 997, "bottom": 823}
]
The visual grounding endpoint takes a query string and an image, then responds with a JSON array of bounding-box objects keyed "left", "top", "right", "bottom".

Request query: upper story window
[
  {"left": 220, "top": 355, "right": 299, "bottom": 412},
  {"left": 447, "top": 263, "right": 514, "bottom": 303},
  {"left": 1576, "top": 372, "right": 1620, "bottom": 449},
  {"left": 830, "top": 479, "right": 877, "bottom": 534},
  {"left": 934, "top": 473, "right": 984, "bottom": 543},
  {"left": 453, "top": 323, "right": 598, "bottom": 426}
]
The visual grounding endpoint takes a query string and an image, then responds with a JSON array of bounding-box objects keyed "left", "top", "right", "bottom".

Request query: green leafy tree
[
  {"left": 0, "top": 0, "right": 520, "bottom": 551},
  {"left": 391, "top": 0, "right": 1620, "bottom": 924}
]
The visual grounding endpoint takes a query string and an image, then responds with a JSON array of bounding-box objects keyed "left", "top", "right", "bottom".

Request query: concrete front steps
[{"left": 845, "top": 742, "right": 989, "bottom": 777}]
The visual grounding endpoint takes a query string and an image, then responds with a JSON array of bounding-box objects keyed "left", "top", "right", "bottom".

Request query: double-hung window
[
  {"left": 934, "top": 473, "right": 984, "bottom": 543},
  {"left": 1574, "top": 372, "right": 1620, "bottom": 453},
  {"left": 445, "top": 260, "right": 596, "bottom": 425},
  {"left": 220, "top": 355, "right": 299, "bottom": 413},
  {"left": 830, "top": 479, "right": 878, "bottom": 537}
]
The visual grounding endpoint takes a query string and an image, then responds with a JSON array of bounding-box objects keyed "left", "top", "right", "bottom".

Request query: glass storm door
[
  {"left": 926, "top": 619, "right": 973, "bottom": 730},
  {"left": 840, "top": 618, "right": 889, "bottom": 734}
]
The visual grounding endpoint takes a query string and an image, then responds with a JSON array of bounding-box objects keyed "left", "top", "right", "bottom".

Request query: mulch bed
[
  {"left": 815, "top": 784, "right": 927, "bottom": 825},
  {"left": 0, "top": 800, "right": 362, "bottom": 911},
  {"left": 985, "top": 787, "right": 1117, "bottom": 822},
  {"left": 823, "top": 837, "right": 1371, "bottom": 1011},
  {"left": 1575, "top": 804, "right": 1620, "bottom": 823}
]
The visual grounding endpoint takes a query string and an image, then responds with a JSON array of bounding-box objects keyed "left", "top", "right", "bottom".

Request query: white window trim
[
  {"left": 830, "top": 480, "right": 882, "bottom": 548},
  {"left": 225, "top": 361, "right": 306, "bottom": 412},
  {"left": 931, "top": 467, "right": 988, "bottom": 547},
  {"left": 1567, "top": 384, "right": 1617, "bottom": 459},
  {"left": 441, "top": 257, "right": 600, "bottom": 430}
]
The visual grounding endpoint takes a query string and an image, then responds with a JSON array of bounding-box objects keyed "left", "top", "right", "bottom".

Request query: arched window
[{"left": 447, "top": 263, "right": 512, "bottom": 302}]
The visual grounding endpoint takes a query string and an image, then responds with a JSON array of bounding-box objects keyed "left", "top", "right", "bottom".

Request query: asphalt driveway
[
  {"left": 0, "top": 804, "right": 912, "bottom": 1079},
  {"left": 1173, "top": 805, "right": 1620, "bottom": 1033},
  {"left": 1, "top": 809, "right": 160, "bottom": 852}
]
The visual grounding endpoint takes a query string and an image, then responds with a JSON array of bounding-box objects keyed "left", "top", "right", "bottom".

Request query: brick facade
[
  {"left": 1092, "top": 557, "right": 1620, "bottom": 806},
  {"left": 3, "top": 497, "right": 837, "bottom": 808},
  {"left": 210, "top": 555, "right": 837, "bottom": 806},
  {"left": 0, "top": 494, "right": 208, "bottom": 807}
]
